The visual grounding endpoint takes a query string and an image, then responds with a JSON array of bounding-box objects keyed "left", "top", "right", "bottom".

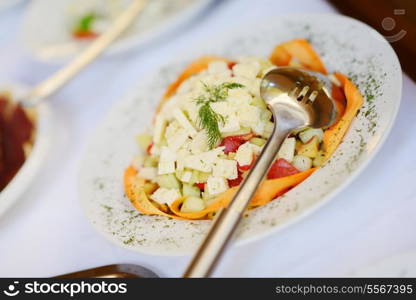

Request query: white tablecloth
[{"left": 0, "top": 0, "right": 415, "bottom": 277}]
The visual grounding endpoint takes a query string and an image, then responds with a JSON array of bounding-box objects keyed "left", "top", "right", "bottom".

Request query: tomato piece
[
  {"left": 238, "top": 155, "right": 255, "bottom": 171},
  {"left": 195, "top": 183, "right": 205, "bottom": 191},
  {"left": 228, "top": 172, "right": 243, "bottom": 187},
  {"left": 72, "top": 31, "right": 99, "bottom": 40},
  {"left": 146, "top": 143, "right": 153, "bottom": 155},
  {"left": 267, "top": 158, "right": 300, "bottom": 179},
  {"left": 220, "top": 133, "right": 253, "bottom": 154}
]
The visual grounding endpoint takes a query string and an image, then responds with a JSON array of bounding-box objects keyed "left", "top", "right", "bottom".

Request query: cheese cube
[
  {"left": 150, "top": 188, "right": 181, "bottom": 205},
  {"left": 153, "top": 115, "right": 167, "bottom": 144},
  {"left": 277, "top": 137, "right": 296, "bottom": 162},
  {"left": 207, "top": 61, "right": 231, "bottom": 76},
  {"left": 185, "top": 147, "right": 224, "bottom": 172},
  {"left": 159, "top": 146, "right": 176, "bottom": 162},
  {"left": 227, "top": 89, "right": 252, "bottom": 106},
  {"left": 180, "top": 171, "right": 193, "bottom": 183},
  {"left": 182, "top": 101, "right": 200, "bottom": 125},
  {"left": 219, "top": 114, "right": 240, "bottom": 133},
  {"left": 252, "top": 120, "right": 265, "bottom": 135},
  {"left": 190, "top": 131, "right": 209, "bottom": 154},
  {"left": 212, "top": 159, "right": 238, "bottom": 179},
  {"left": 139, "top": 167, "right": 157, "bottom": 180},
  {"left": 235, "top": 142, "right": 254, "bottom": 166},
  {"left": 165, "top": 121, "right": 189, "bottom": 151},
  {"left": 232, "top": 62, "right": 260, "bottom": 79},
  {"left": 211, "top": 102, "right": 233, "bottom": 116},
  {"left": 237, "top": 105, "right": 261, "bottom": 128},
  {"left": 158, "top": 161, "right": 175, "bottom": 175},
  {"left": 173, "top": 108, "right": 197, "bottom": 136},
  {"left": 206, "top": 176, "right": 229, "bottom": 196}
]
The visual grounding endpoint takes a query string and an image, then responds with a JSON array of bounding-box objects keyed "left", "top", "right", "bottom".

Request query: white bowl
[
  {"left": 79, "top": 13, "right": 402, "bottom": 255},
  {"left": 0, "top": 85, "right": 53, "bottom": 216}
]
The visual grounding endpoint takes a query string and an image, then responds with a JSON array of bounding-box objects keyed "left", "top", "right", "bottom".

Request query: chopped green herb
[
  {"left": 75, "top": 13, "right": 96, "bottom": 33},
  {"left": 195, "top": 82, "right": 244, "bottom": 148}
]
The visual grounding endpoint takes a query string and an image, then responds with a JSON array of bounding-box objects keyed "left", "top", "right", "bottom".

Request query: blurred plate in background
[{"left": 20, "top": 0, "right": 214, "bottom": 62}]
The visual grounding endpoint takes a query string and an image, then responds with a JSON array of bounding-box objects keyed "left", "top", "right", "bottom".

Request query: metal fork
[{"left": 184, "top": 67, "right": 338, "bottom": 277}]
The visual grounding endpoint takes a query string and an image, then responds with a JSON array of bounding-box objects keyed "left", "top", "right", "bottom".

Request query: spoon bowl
[{"left": 260, "top": 67, "right": 337, "bottom": 130}]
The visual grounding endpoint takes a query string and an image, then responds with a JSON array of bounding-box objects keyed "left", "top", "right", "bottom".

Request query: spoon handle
[
  {"left": 23, "top": 0, "right": 146, "bottom": 106},
  {"left": 183, "top": 122, "right": 293, "bottom": 278}
]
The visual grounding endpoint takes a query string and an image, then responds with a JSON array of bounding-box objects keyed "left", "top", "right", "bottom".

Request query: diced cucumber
[
  {"left": 188, "top": 170, "right": 210, "bottom": 184},
  {"left": 313, "top": 150, "right": 326, "bottom": 167},
  {"left": 260, "top": 109, "right": 272, "bottom": 121},
  {"left": 196, "top": 171, "right": 210, "bottom": 183},
  {"left": 297, "top": 136, "right": 319, "bottom": 158},
  {"left": 292, "top": 155, "right": 312, "bottom": 171},
  {"left": 142, "top": 182, "right": 158, "bottom": 195},
  {"left": 262, "top": 121, "right": 274, "bottom": 138},
  {"left": 299, "top": 128, "right": 324, "bottom": 143},
  {"left": 136, "top": 133, "right": 152, "bottom": 150},
  {"left": 222, "top": 127, "right": 251, "bottom": 137},
  {"left": 258, "top": 58, "right": 275, "bottom": 77},
  {"left": 182, "top": 183, "right": 201, "bottom": 198},
  {"left": 250, "top": 97, "right": 267, "bottom": 109},
  {"left": 228, "top": 152, "right": 236, "bottom": 159},
  {"left": 250, "top": 137, "right": 266, "bottom": 147},
  {"left": 277, "top": 137, "right": 296, "bottom": 162},
  {"left": 143, "top": 155, "right": 158, "bottom": 167},
  {"left": 156, "top": 174, "right": 181, "bottom": 189},
  {"left": 180, "top": 196, "right": 206, "bottom": 213}
]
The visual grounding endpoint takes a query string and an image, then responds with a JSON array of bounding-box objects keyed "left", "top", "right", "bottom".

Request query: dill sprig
[{"left": 195, "top": 82, "right": 244, "bottom": 148}]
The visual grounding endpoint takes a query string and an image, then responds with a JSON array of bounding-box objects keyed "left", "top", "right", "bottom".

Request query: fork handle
[
  {"left": 23, "top": 0, "right": 146, "bottom": 106},
  {"left": 183, "top": 123, "right": 293, "bottom": 278}
]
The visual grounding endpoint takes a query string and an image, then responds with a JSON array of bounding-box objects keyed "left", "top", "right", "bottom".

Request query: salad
[
  {"left": 124, "top": 39, "right": 363, "bottom": 220},
  {"left": 67, "top": 0, "right": 196, "bottom": 40}
]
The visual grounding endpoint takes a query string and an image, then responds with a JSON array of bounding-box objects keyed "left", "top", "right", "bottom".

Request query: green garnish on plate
[{"left": 195, "top": 82, "right": 244, "bottom": 148}]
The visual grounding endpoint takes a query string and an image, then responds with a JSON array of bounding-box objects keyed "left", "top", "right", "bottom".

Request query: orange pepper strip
[
  {"left": 269, "top": 39, "right": 327, "bottom": 74},
  {"left": 124, "top": 166, "right": 185, "bottom": 220},
  {"left": 323, "top": 73, "right": 363, "bottom": 161}
]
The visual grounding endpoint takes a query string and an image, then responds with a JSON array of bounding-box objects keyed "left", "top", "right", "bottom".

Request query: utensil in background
[
  {"left": 55, "top": 264, "right": 159, "bottom": 278},
  {"left": 184, "top": 67, "right": 338, "bottom": 277},
  {"left": 20, "top": 0, "right": 147, "bottom": 107}
]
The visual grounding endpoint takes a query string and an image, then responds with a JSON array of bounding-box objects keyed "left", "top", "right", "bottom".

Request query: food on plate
[
  {"left": 0, "top": 92, "right": 36, "bottom": 191},
  {"left": 124, "top": 39, "right": 363, "bottom": 220},
  {"left": 67, "top": 0, "right": 197, "bottom": 40}
]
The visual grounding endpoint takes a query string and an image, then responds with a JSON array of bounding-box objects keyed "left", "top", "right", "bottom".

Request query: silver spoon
[
  {"left": 184, "top": 67, "right": 338, "bottom": 277},
  {"left": 55, "top": 264, "right": 159, "bottom": 278}
]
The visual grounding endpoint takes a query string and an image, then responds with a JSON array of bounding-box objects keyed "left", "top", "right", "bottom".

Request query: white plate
[
  {"left": 0, "top": 85, "right": 52, "bottom": 216},
  {"left": 20, "top": 0, "right": 213, "bottom": 62},
  {"left": 79, "top": 14, "right": 402, "bottom": 255},
  {"left": 350, "top": 251, "right": 416, "bottom": 277}
]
